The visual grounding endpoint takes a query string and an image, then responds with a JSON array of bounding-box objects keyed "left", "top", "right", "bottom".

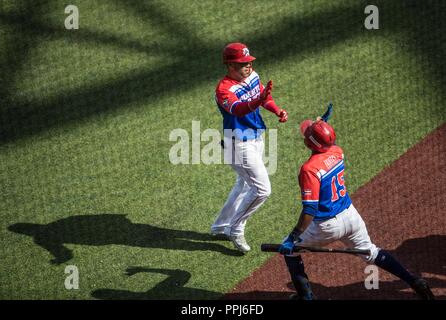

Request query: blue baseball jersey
[
  {"left": 215, "top": 71, "right": 266, "bottom": 140},
  {"left": 299, "top": 145, "right": 352, "bottom": 221}
]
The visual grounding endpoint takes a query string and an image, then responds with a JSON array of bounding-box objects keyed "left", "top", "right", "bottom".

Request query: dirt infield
[{"left": 225, "top": 124, "right": 446, "bottom": 300}]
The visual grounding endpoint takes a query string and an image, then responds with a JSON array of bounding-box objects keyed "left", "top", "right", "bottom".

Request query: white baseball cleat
[{"left": 229, "top": 234, "right": 251, "bottom": 253}]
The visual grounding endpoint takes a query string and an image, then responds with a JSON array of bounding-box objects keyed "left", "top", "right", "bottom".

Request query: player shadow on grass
[
  {"left": 91, "top": 267, "right": 222, "bottom": 300},
  {"left": 225, "top": 234, "right": 446, "bottom": 300},
  {"left": 8, "top": 213, "right": 243, "bottom": 265}
]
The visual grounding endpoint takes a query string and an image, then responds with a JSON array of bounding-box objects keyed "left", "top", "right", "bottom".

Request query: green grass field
[{"left": 0, "top": 0, "right": 445, "bottom": 299}]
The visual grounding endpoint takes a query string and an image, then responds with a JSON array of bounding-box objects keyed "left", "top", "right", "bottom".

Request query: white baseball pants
[
  {"left": 212, "top": 135, "right": 271, "bottom": 236},
  {"left": 297, "top": 204, "right": 380, "bottom": 262}
]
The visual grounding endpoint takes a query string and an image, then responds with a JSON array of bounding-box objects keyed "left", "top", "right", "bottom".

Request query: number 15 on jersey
[{"left": 331, "top": 169, "right": 346, "bottom": 202}]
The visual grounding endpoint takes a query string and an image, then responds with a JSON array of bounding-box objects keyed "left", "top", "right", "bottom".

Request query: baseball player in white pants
[
  {"left": 277, "top": 113, "right": 434, "bottom": 300},
  {"left": 212, "top": 42, "right": 288, "bottom": 253},
  {"left": 298, "top": 204, "right": 379, "bottom": 262},
  {"left": 212, "top": 135, "right": 271, "bottom": 250}
]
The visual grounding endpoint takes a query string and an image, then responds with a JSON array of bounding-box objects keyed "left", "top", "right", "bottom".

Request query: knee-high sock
[
  {"left": 374, "top": 250, "right": 417, "bottom": 285},
  {"left": 284, "top": 255, "right": 314, "bottom": 299}
]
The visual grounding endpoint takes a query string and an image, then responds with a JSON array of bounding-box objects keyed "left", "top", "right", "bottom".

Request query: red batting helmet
[
  {"left": 223, "top": 43, "right": 256, "bottom": 64},
  {"left": 300, "top": 120, "right": 336, "bottom": 153}
]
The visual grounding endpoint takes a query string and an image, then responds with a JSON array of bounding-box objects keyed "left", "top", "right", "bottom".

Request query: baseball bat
[
  {"left": 320, "top": 102, "right": 333, "bottom": 122},
  {"left": 261, "top": 244, "right": 370, "bottom": 256}
]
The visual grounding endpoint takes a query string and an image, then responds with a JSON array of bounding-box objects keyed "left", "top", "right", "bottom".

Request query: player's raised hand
[
  {"left": 260, "top": 80, "right": 273, "bottom": 100},
  {"left": 277, "top": 109, "right": 288, "bottom": 123}
]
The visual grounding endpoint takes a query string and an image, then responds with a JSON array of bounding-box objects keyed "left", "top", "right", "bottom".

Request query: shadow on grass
[
  {"left": 92, "top": 235, "right": 445, "bottom": 300},
  {"left": 377, "top": 0, "right": 446, "bottom": 122},
  {"left": 91, "top": 267, "right": 222, "bottom": 300},
  {"left": 225, "top": 235, "right": 446, "bottom": 300},
  {"left": 0, "top": 1, "right": 366, "bottom": 143},
  {"left": 0, "top": 2, "right": 45, "bottom": 131},
  {"left": 8, "top": 213, "right": 243, "bottom": 264},
  {"left": 1, "top": 1, "right": 444, "bottom": 144}
]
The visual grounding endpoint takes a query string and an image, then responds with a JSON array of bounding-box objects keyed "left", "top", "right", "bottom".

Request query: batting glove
[
  {"left": 278, "top": 234, "right": 295, "bottom": 255},
  {"left": 278, "top": 109, "right": 288, "bottom": 122}
]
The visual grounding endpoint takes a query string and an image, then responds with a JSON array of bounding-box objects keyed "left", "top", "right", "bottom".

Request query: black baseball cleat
[{"left": 410, "top": 278, "right": 435, "bottom": 300}]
